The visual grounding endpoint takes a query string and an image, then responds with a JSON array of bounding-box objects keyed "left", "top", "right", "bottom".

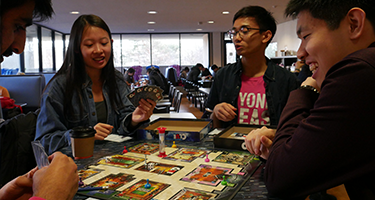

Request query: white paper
[{"left": 104, "top": 134, "right": 132, "bottom": 142}]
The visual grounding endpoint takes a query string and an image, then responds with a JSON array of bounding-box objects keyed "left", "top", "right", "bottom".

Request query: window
[
  {"left": 3, "top": 23, "right": 212, "bottom": 73},
  {"left": 181, "top": 34, "right": 208, "bottom": 67},
  {"left": 24, "top": 25, "right": 39, "bottom": 73},
  {"left": 65, "top": 35, "right": 70, "bottom": 53},
  {"left": 55, "top": 32, "right": 64, "bottom": 71},
  {"left": 121, "top": 34, "right": 151, "bottom": 67},
  {"left": 42, "top": 27, "right": 53, "bottom": 72},
  {"left": 225, "top": 42, "right": 236, "bottom": 64},
  {"left": 1, "top": 54, "right": 20, "bottom": 75},
  {"left": 152, "top": 34, "right": 179, "bottom": 66},
  {"left": 112, "top": 34, "right": 122, "bottom": 71}
]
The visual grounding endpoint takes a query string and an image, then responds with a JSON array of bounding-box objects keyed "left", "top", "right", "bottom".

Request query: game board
[{"left": 77, "top": 142, "right": 261, "bottom": 200}]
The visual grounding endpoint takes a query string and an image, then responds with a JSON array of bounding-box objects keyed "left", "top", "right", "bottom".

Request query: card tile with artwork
[
  {"left": 164, "top": 148, "right": 208, "bottom": 162},
  {"left": 213, "top": 151, "right": 255, "bottom": 166},
  {"left": 113, "top": 179, "right": 170, "bottom": 200},
  {"left": 134, "top": 161, "right": 184, "bottom": 176},
  {"left": 97, "top": 154, "right": 144, "bottom": 169},
  {"left": 169, "top": 187, "right": 217, "bottom": 200},
  {"left": 77, "top": 173, "right": 136, "bottom": 199},
  {"left": 128, "top": 143, "right": 159, "bottom": 155},
  {"left": 181, "top": 164, "right": 233, "bottom": 186},
  {"left": 78, "top": 168, "right": 104, "bottom": 180}
]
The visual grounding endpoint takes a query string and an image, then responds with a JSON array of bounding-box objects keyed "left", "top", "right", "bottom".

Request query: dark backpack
[{"left": 0, "top": 111, "right": 38, "bottom": 186}]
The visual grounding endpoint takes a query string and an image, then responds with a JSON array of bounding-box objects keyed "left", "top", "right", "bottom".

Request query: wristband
[
  {"left": 300, "top": 85, "right": 319, "bottom": 94},
  {"left": 29, "top": 197, "right": 46, "bottom": 200}
]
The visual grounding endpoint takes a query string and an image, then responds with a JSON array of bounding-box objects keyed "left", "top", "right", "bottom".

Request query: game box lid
[
  {"left": 137, "top": 118, "right": 212, "bottom": 142},
  {"left": 214, "top": 124, "right": 276, "bottom": 151}
]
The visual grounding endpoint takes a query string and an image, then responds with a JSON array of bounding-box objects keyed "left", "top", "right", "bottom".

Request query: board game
[{"left": 77, "top": 143, "right": 261, "bottom": 200}]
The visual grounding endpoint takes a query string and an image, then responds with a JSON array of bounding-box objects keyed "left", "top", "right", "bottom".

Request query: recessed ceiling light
[
  {"left": 148, "top": 29, "right": 155, "bottom": 31},
  {"left": 208, "top": 21, "right": 215, "bottom": 24},
  {"left": 196, "top": 29, "right": 202, "bottom": 31},
  {"left": 70, "top": 11, "right": 80, "bottom": 15},
  {"left": 222, "top": 11, "right": 230, "bottom": 15},
  {"left": 148, "top": 21, "right": 156, "bottom": 24},
  {"left": 148, "top": 11, "right": 157, "bottom": 14}
]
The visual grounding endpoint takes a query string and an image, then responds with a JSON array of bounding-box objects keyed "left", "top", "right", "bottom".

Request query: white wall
[
  {"left": 272, "top": 19, "right": 301, "bottom": 56},
  {"left": 211, "top": 19, "right": 301, "bottom": 67},
  {"left": 211, "top": 32, "right": 222, "bottom": 67}
]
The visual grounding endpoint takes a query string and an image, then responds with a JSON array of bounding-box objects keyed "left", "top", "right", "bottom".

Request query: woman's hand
[
  {"left": 94, "top": 123, "right": 114, "bottom": 140},
  {"left": 131, "top": 99, "right": 156, "bottom": 126}
]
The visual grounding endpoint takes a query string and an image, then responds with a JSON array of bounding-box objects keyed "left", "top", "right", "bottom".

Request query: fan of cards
[{"left": 127, "top": 85, "right": 164, "bottom": 107}]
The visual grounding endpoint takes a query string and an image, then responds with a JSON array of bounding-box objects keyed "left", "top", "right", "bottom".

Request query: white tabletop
[{"left": 150, "top": 112, "right": 196, "bottom": 122}]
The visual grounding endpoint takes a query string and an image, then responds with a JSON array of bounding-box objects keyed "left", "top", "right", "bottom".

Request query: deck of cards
[{"left": 127, "top": 85, "right": 164, "bottom": 107}]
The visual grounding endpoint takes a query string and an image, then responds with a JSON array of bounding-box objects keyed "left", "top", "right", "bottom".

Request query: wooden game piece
[
  {"left": 144, "top": 179, "right": 151, "bottom": 189},
  {"left": 157, "top": 127, "right": 167, "bottom": 157},
  {"left": 205, "top": 154, "right": 210, "bottom": 162},
  {"left": 171, "top": 141, "right": 177, "bottom": 148},
  {"left": 122, "top": 146, "right": 128, "bottom": 154},
  {"left": 221, "top": 175, "right": 227, "bottom": 185},
  {"left": 78, "top": 177, "right": 84, "bottom": 187}
]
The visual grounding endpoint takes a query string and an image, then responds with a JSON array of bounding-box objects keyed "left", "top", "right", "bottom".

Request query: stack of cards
[{"left": 126, "top": 85, "right": 164, "bottom": 107}]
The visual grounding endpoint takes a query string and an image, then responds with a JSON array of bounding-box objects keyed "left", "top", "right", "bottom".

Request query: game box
[
  {"left": 137, "top": 118, "right": 212, "bottom": 142},
  {"left": 214, "top": 124, "right": 276, "bottom": 151}
]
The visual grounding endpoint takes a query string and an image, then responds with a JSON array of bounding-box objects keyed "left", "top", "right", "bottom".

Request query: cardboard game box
[
  {"left": 214, "top": 124, "right": 276, "bottom": 151},
  {"left": 137, "top": 118, "right": 212, "bottom": 142}
]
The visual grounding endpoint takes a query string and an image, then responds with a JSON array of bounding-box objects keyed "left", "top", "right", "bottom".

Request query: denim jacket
[
  {"left": 35, "top": 70, "right": 146, "bottom": 154},
  {"left": 206, "top": 57, "right": 299, "bottom": 127}
]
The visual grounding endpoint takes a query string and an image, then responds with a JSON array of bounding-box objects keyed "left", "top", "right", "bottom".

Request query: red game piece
[
  {"left": 205, "top": 154, "right": 210, "bottom": 162},
  {"left": 123, "top": 146, "right": 128, "bottom": 154}
]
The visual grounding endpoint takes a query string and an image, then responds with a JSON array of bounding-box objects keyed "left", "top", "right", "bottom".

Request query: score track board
[{"left": 77, "top": 143, "right": 261, "bottom": 200}]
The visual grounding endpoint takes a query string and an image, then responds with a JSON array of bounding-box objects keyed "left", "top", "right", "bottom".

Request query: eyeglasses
[{"left": 227, "top": 26, "right": 266, "bottom": 40}]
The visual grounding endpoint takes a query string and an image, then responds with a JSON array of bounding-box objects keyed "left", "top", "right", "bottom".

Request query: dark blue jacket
[{"left": 206, "top": 57, "right": 299, "bottom": 127}]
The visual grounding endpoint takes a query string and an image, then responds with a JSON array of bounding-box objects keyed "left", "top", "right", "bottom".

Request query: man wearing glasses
[{"left": 206, "top": 5, "right": 299, "bottom": 128}]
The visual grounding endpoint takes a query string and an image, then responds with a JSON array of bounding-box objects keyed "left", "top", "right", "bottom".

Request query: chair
[
  {"left": 0, "top": 75, "right": 46, "bottom": 113},
  {"left": 170, "top": 92, "right": 183, "bottom": 113},
  {"left": 184, "top": 80, "right": 198, "bottom": 101}
]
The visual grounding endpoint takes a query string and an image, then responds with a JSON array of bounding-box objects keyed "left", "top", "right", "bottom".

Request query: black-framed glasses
[{"left": 227, "top": 26, "right": 266, "bottom": 40}]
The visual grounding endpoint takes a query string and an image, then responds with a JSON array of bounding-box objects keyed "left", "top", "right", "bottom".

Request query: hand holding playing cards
[
  {"left": 32, "top": 152, "right": 78, "bottom": 200},
  {"left": 132, "top": 99, "right": 156, "bottom": 125}
]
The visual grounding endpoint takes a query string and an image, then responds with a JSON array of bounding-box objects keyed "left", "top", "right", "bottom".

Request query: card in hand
[{"left": 126, "top": 85, "right": 164, "bottom": 107}]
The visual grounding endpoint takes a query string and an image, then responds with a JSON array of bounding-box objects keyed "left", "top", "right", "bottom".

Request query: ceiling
[{"left": 38, "top": 0, "right": 293, "bottom": 34}]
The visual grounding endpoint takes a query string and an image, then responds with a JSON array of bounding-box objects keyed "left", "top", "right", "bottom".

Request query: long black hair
[
  {"left": 0, "top": 0, "right": 54, "bottom": 21},
  {"left": 54, "top": 14, "right": 123, "bottom": 118},
  {"left": 285, "top": 0, "right": 375, "bottom": 31}
]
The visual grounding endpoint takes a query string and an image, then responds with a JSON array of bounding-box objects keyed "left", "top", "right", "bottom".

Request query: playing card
[{"left": 126, "top": 85, "right": 163, "bottom": 107}]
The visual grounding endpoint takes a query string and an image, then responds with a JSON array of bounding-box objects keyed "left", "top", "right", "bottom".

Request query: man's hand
[
  {"left": 32, "top": 152, "right": 78, "bottom": 200},
  {"left": 213, "top": 103, "right": 237, "bottom": 122},
  {"left": 245, "top": 126, "right": 275, "bottom": 159},
  {"left": 301, "top": 77, "right": 320, "bottom": 92},
  {"left": 0, "top": 167, "right": 37, "bottom": 200},
  {"left": 94, "top": 123, "right": 114, "bottom": 140}
]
